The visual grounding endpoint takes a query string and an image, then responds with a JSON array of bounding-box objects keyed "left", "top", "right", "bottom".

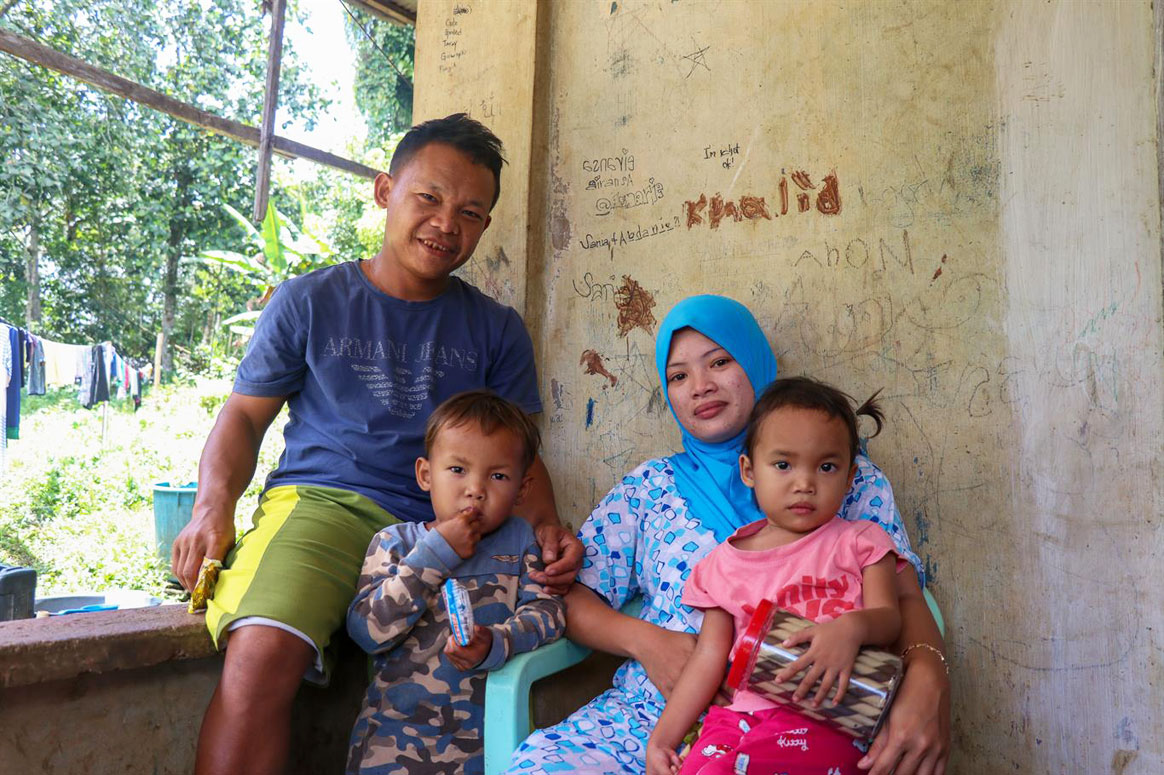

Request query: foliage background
[
  {"left": 0, "top": 0, "right": 414, "bottom": 597},
  {"left": 0, "top": 381, "right": 288, "bottom": 598},
  {"left": 0, "top": 0, "right": 411, "bottom": 371}
]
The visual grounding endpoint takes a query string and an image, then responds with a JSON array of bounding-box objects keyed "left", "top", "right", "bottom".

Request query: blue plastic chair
[{"left": 482, "top": 590, "right": 944, "bottom": 775}]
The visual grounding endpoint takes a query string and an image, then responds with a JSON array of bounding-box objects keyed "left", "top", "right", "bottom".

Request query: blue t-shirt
[{"left": 234, "top": 261, "right": 542, "bottom": 523}]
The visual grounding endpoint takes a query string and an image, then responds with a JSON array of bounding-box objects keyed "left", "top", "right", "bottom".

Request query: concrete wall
[
  {"left": 0, "top": 605, "right": 611, "bottom": 773},
  {"left": 415, "top": 1, "right": 1164, "bottom": 772},
  {"left": 0, "top": 606, "right": 369, "bottom": 773}
]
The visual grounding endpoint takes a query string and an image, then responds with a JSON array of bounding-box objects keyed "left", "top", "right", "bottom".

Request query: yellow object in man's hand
[{"left": 188, "top": 558, "right": 223, "bottom": 613}]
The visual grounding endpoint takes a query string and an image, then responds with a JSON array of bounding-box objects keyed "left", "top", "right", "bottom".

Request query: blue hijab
[{"left": 654, "top": 295, "right": 779, "bottom": 543}]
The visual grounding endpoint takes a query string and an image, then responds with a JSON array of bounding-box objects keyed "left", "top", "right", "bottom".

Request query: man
[{"left": 171, "top": 114, "right": 582, "bottom": 775}]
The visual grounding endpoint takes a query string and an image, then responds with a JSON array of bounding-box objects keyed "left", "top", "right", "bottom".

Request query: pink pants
[{"left": 677, "top": 705, "right": 865, "bottom": 775}]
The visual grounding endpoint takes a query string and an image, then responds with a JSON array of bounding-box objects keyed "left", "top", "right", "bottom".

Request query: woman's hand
[
  {"left": 634, "top": 626, "right": 697, "bottom": 700},
  {"left": 858, "top": 649, "right": 950, "bottom": 775}
]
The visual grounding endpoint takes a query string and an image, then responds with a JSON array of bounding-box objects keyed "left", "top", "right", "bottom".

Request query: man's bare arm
[
  {"left": 171, "top": 393, "right": 286, "bottom": 589},
  {"left": 513, "top": 454, "right": 583, "bottom": 594},
  {"left": 512, "top": 455, "right": 559, "bottom": 530}
]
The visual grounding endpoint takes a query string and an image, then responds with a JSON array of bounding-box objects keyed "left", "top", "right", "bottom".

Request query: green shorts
[{"left": 205, "top": 485, "right": 399, "bottom": 681}]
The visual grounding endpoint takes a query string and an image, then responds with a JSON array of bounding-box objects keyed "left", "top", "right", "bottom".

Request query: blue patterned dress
[{"left": 504, "top": 453, "right": 921, "bottom": 774}]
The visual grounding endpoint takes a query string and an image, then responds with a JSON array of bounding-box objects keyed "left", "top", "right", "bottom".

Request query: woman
[{"left": 505, "top": 295, "right": 949, "bottom": 775}]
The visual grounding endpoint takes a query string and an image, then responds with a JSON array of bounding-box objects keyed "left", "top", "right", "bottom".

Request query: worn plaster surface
[
  {"left": 411, "top": 1, "right": 1164, "bottom": 771},
  {"left": 414, "top": 0, "right": 541, "bottom": 314}
]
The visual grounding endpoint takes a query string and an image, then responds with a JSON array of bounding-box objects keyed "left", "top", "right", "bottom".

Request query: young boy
[{"left": 346, "top": 390, "right": 566, "bottom": 775}]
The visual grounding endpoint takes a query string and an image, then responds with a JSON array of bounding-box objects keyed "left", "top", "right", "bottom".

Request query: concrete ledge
[
  {"left": 0, "top": 602, "right": 628, "bottom": 772},
  {"left": 0, "top": 604, "right": 215, "bottom": 688}
]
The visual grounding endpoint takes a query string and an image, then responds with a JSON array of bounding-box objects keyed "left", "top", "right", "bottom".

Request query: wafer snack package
[
  {"left": 726, "top": 600, "right": 902, "bottom": 742},
  {"left": 442, "top": 578, "right": 475, "bottom": 646},
  {"left": 187, "top": 558, "right": 223, "bottom": 614}
]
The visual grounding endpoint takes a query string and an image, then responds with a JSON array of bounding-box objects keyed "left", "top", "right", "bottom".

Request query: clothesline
[{"left": 1, "top": 318, "right": 150, "bottom": 474}]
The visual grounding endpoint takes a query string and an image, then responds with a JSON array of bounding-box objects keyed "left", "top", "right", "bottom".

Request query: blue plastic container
[{"left": 152, "top": 482, "right": 198, "bottom": 562}]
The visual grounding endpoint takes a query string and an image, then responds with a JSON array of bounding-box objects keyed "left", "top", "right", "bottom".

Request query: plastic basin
[{"left": 35, "top": 590, "right": 161, "bottom": 615}]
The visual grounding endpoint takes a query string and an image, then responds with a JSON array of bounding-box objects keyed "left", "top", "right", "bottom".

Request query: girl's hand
[
  {"left": 645, "top": 743, "right": 681, "bottom": 775},
  {"left": 775, "top": 615, "right": 863, "bottom": 707},
  {"left": 858, "top": 648, "right": 950, "bottom": 775},
  {"left": 443, "top": 625, "right": 493, "bottom": 670},
  {"left": 634, "top": 627, "right": 697, "bottom": 700}
]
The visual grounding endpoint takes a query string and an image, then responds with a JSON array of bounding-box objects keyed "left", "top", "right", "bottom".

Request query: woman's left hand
[
  {"left": 858, "top": 649, "right": 950, "bottom": 775},
  {"left": 531, "top": 524, "right": 584, "bottom": 595}
]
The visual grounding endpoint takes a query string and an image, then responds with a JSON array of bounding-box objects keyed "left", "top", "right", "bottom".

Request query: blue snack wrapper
[{"left": 443, "top": 578, "right": 475, "bottom": 647}]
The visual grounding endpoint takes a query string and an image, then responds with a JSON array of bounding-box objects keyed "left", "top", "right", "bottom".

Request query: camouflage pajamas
[{"left": 346, "top": 517, "right": 565, "bottom": 775}]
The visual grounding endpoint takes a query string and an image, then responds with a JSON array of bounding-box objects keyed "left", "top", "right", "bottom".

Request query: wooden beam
[
  {"left": 0, "top": 28, "right": 382, "bottom": 181},
  {"left": 254, "top": 0, "right": 287, "bottom": 222},
  {"left": 270, "top": 136, "right": 381, "bottom": 179},
  {"left": 346, "top": 0, "right": 416, "bottom": 26}
]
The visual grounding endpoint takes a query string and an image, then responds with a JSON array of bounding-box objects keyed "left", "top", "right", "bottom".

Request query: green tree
[
  {"left": 0, "top": 0, "right": 323, "bottom": 369},
  {"left": 344, "top": 7, "right": 413, "bottom": 148}
]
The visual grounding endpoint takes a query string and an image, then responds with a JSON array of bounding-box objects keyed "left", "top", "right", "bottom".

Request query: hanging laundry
[
  {"left": 25, "top": 334, "right": 46, "bottom": 396},
  {"left": 130, "top": 367, "right": 142, "bottom": 410},
  {"left": 103, "top": 343, "right": 116, "bottom": 386},
  {"left": 110, "top": 349, "right": 126, "bottom": 400},
  {"left": 41, "top": 338, "right": 88, "bottom": 387},
  {"left": 1, "top": 325, "right": 10, "bottom": 472},
  {"left": 5, "top": 325, "right": 22, "bottom": 440},
  {"left": 79, "top": 344, "right": 110, "bottom": 409},
  {"left": 76, "top": 346, "right": 93, "bottom": 405}
]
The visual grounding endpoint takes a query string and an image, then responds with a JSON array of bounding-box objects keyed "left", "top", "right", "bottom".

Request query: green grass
[{"left": 0, "top": 380, "right": 286, "bottom": 600}]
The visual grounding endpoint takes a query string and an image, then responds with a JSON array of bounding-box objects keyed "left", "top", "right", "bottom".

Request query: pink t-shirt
[{"left": 684, "top": 516, "right": 905, "bottom": 712}]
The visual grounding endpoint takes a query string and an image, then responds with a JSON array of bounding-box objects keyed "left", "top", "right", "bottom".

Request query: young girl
[{"left": 646, "top": 376, "right": 907, "bottom": 775}]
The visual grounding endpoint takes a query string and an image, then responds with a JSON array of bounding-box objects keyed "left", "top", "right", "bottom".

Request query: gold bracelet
[{"left": 900, "top": 642, "right": 949, "bottom": 674}]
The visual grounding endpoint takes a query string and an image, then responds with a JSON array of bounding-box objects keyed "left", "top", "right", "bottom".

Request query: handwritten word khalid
[{"left": 684, "top": 170, "right": 841, "bottom": 230}]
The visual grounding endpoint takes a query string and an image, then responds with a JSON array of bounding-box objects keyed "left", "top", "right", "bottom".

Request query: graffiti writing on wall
[
  {"left": 587, "top": 173, "right": 635, "bottom": 190},
  {"left": 582, "top": 149, "right": 635, "bottom": 175},
  {"left": 685, "top": 170, "right": 841, "bottom": 229},
  {"left": 581, "top": 349, "right": 618, "bottom": 387},
  {"left": 578, "top": 215, "right": 682, "bottom": 259},
  {"left": 595, "top": 177, "right": 664, "bottom": 216},
  {"left": 440, "top": 11, "right": 468, "bottom": 74},
  {"left": 704, "top": 142, "right": 740, "bottom": 169},
  {"left": 572, "top": 272, "right": 619, "bottom": 302},
  {"left": 614, "top": 275, "right": 657, "bottom": 338}
]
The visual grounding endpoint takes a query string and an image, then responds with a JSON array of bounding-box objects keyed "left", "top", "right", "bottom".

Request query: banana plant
[{"left": 195, "top": 197, "right": 334, "bottom": 337}]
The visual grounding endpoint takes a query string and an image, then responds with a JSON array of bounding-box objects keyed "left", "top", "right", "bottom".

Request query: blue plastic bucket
[{"left": 152, "top": 482, "right": 198, "bottom": 562}]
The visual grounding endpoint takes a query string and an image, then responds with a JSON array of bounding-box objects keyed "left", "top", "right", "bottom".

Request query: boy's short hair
[
  {"left": 743, "top": 376, "right": 884, "bottom": 464},
  {"left": 389, "top": 113, "right": 507, "bottom": 209},
  {"left": 424, "top": 390, "right": 541, "bottom": 472}
]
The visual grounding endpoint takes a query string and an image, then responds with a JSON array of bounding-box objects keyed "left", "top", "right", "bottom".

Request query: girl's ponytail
[{"left": 855, "top": 389, "right": 885, "bottom": 439}]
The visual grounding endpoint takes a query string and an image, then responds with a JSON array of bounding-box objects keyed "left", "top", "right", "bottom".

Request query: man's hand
[
  {"left": 858, "top": 649, "right": 951, "bottom": 775},
  {"left": 443, "top": 625, "right": 493, "bottom": 670},
  {"left": 171, "top": 512, "right": 236, "bottom": 591},
  {"left": 634, "top": 626, "right": 697, "bottom": 701},
  {"left": 530, "top": 523, "right": 583, "bottom": 595},
  {"left": 174, "top": 392, "right": 285, "bottom": 590},
  {"left": 436, "top": 507, "right": 483, "bottom": 559},
  {"left": 775, "top": 615, "right": 864, "bottom": 707},
  {"left": 645, "top": 743, "right": 681, "bottom": 775}
]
